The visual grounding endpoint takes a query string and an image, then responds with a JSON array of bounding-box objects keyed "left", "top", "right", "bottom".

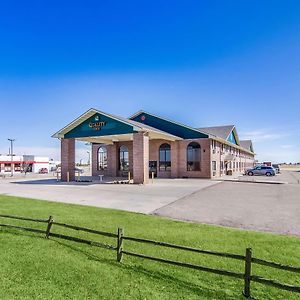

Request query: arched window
[
  {"left": 98, "top": 146, "right": 107, "bottom": 170},
  {"left": 159, "top": 143, "right": 171, "bottom": 171},
  {"left": 119, "top": 145, "right": 129, "bottom": 171},
  {"left": 187, "top": 142, "right": 201, "bottom": 171}
]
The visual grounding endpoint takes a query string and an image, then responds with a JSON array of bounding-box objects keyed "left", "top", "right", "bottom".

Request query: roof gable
[
  {"left": 64, "top": 112, "right": 136, "bottom": 139},
  {"left": 198, "top": 125, "right": 240, "bottom": 145},
  {"left": 197, "top": 125, "right": 234, "bottom": 140},
  {"left": 227, "top": 130, "right": 238, "bottom": 145},
  {"left": 240, "top": 140, "right": 254, "bottom": 153},
  {"left": 130, "top": 111, "right": 208, "bottom": 139},
  {"left": 52, "top": 108, "right": 182, "bottom": 141}
]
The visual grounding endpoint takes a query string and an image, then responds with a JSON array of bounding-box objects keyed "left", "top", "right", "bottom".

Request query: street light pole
[
  {"left": 8, "top": 138, "right": 15, "bottom": 177},
  {"left": 87, "top": 151, "right": 90, "bottom": 171}
]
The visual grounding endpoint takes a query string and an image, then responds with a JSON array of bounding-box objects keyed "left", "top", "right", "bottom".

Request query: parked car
[
  {"left": 39, "top": 168, "right": 49, "bottom": 174},
  {"left": 54, "top": 167, "right": 83, "bottom": 174},
  {"left": 75, "top": 167, "right": 84, "bottom": 174},
  {"left": 272, "top": 164, "right": 280, "bottom": 174},
  {"left": 246, "top": 166, "right": 275, "bottom": 176}
]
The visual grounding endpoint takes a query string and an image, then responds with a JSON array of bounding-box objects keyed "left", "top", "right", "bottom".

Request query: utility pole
[
  {"left": 87, "top": 151, "right": 90, "bottom": 171},
  {"left": 8, "top": 138, "right": 15, "bottom": 177}
]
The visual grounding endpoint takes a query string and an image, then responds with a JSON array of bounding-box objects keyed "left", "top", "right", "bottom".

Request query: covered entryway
[{"left": 52, "top": 109, "right": 180, "bottom": 184}]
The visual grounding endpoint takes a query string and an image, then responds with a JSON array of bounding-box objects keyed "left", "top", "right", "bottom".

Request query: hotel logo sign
[{"left": 89, "top": 115, "right": 107, "bottom": 131}]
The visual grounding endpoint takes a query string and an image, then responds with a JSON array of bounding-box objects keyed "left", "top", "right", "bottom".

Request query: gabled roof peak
[
  {"left": 240, "top": 140, "right": 254, "bottom": 153},
  {"left": 197, "top": 125, "right": 235, "bottom": 139}
]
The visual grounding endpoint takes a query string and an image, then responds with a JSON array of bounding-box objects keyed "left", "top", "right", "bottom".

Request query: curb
[{"left": 213, "top": 179, "right": 286, "bottom": 185}]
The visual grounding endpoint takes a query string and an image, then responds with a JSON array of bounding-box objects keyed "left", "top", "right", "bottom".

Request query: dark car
[
  {"left": 39, "top": 168, "right": 49, "bottom": 174},
  {"left": 246, "top": 166, "right": 275, "bottom": 176}
]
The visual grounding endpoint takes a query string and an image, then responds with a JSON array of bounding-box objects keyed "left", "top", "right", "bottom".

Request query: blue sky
[{"left": 0, "top": 1, "right": 299, "bottom": 163}]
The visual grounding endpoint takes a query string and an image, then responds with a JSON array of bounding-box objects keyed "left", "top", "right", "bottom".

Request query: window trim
[
  {"left": 119, "top": 145, "right": 129, "bottom": 171},
  {"left": 187, "top": 142, "right": 201, "bottom": 171},
  {"left": 159, "top": 143, "right": 171, "bottom": 171},
  {"left": 97, "top": 146, "right": 108, "bottom": 171}
]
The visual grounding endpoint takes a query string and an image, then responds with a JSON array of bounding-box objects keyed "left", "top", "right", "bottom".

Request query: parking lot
[
  {"left": 0, "top": 170, "right": 299, "bottom": 235},
  {"left": 154, "top": 171, "right": 300, "bottom": 235}
]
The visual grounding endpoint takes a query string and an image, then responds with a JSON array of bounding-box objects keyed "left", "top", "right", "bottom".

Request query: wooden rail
[
  {"left": 1, "top": 213, "right": 299, "bottom": 298},
  {"left": 0, "top": 223, "right": 46, "bottom": 234},
  {"left": 0, "top": 214, "right": 48, "bottom": 223},
  {"left": 49, "top": 232, "right": 116, "bottom": 251},
  {"left": 122, "top": 250, "right": 245, "bottom": 279},
  {"left": 53, "top": 221, "right": 118, "bottom": 238},
  {"left": 123, "top": 235, "right": 245, "bottom": 260},
  {"left": 251, "top": 275, "right": 300, "bottom": 293},
  {"left": 252, "top": 257, "right": 300, "bottom": 273}
]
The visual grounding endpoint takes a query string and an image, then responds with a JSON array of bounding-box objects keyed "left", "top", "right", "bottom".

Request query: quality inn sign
[{"left": 89, "top": 115, "right": 107, "bottom": 131}]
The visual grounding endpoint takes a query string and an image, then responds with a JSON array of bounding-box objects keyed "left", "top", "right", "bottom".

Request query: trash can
[{"left": 227, "top": 170, "right": 233, "bottom": 176}]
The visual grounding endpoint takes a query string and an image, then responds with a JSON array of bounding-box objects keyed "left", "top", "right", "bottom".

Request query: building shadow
[{"left": 11, "top": 176, "right": 132, "bottom": 186}]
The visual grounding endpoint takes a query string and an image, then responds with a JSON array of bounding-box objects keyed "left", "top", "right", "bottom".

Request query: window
[
  {"left": 159, "top": 143, "right": 171, "bottom": 171},
  {"left": 98, "top": 146, "right": 107, "bottom": 170},
  {"left": 221, "top": 144, "right": 225, "bottom": 153},
  {"left": 212, "top": 140, "right": 217, "bottom": 153},
  {"left": 119, "top": 145, "right": 129, "bottom": 171},
  {"left": 187, "top": 142, "right": 201, "bottom": 171},
  {"left": 212, "top": 140, "right": 216, "bottom": 149},
  {"left": 14, "top": 163, "right": 21, "bottom": 171},
  {"left": 212, "top": 161, "right": 217, "bottom": 171},
  {"left": 4, "top": 164, "right": 11, "bottom": 172}
]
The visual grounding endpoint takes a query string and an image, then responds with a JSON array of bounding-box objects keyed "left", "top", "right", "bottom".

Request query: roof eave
[
  {"left": 129, "top": 110, "right": 209, "bottom": 137},
  {"left": 52, "top": 108, "right": 147, "bottom": 139},
  {"left": 210, "top": 135, "right": 255, "bottom": 155},
  {"left": 51, "top": 108, "right": 98, "bottom": 139}
]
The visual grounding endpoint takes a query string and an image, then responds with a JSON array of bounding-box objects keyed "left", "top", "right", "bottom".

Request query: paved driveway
[
  {"left": 0, "top": 177, "right": 219, "bottom": 214},
  {"left": 154, "top": 171, "right": 300, "bottom": 235},
  {"left": 1, "top": 171, "right": 300, "bottom": 235}
]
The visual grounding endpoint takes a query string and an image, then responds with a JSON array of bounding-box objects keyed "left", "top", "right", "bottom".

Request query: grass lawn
[{"left": 0, "top": 195, "right": 300, "bottom": 300}]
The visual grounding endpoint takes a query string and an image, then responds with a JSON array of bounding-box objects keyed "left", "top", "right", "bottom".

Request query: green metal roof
[{"left": 130, "top": 111, "right": 208, "bottom": 139}]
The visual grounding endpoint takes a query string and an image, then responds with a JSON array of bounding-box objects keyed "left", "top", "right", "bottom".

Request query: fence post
[
  {"left": 243, "top": 248, "right": 252, "bottom": 298},
  {"left": 117, "top": 228, "right": 124, "bottom": 262},
  {"left": 45, "top": 216, "right": 53, "bottom": 239}
]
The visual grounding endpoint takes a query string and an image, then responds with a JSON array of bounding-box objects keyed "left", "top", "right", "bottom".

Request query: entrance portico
[{"left": 53, "top": 109, "right": 180, "bottom": 184}]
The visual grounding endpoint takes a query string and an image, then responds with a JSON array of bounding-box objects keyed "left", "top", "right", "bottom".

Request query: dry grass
[{"left": 280, "top": 165, "right": 300, "bottom": 171}]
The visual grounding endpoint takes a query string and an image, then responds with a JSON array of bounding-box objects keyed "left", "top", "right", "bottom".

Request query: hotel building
[{"left": 53, "top": 108, "right": 255, "bottom": 184}]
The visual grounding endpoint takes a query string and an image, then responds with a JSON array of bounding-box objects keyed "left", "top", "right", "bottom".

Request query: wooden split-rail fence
[{"left": 0, "top": 214, "right": 299, "bottom": 298}]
